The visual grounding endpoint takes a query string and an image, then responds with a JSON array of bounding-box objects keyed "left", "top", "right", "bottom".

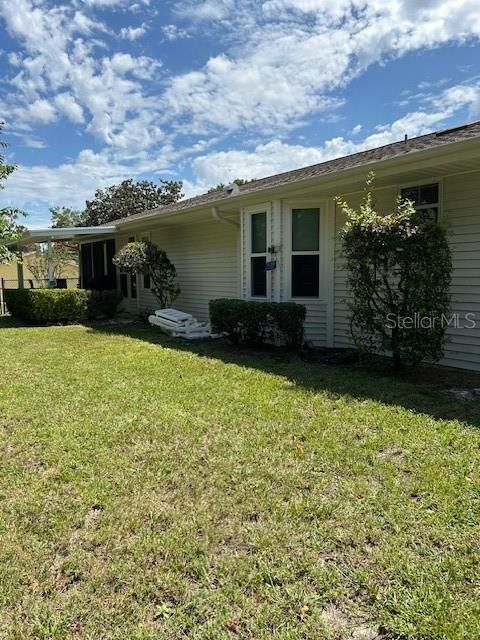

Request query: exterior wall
[
  {"left": 333, "top": 186, "right": 397, "bottom": 348},
  {"left": 332, "top": 171, "right": 480, "bottom": 371},
  {"left": 240, "top": 199, "right": 332, "bottom": 346},
  {"left": 0, "top": 253, "right": 79, "bottom": 288},
  {"left": 113, "top": 167, "right": 480, "bottom": 371},
  {"left": 119, "top": 218, "right": 240, "bottom": 321},
  {"left": 442, "top": 171, "right": 480, "bottom": 369}
]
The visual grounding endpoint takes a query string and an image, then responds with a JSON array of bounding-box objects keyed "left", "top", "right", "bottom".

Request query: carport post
[
  {"left": 16, "top": 260, "right": 24, "bottom": 289},
  {"left": 47, "top": 239, "right": 54, "bottom": 285}
]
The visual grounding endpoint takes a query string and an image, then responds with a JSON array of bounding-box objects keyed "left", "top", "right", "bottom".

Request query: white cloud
[
  {"left": 185, "top": 82, "right": 480, "bottom": 193},
  {"left": 162, "top": 0, "right": 480, "bottom": 136},
  {"left": 1, "top": 0, "right": 480, "bottom": 224},
  {"left": 177, "top": 0, "right": 234, "bottom": 21},
  {"left": 119, "top": 24, "right": 147, "bottom": 40},
  {"left": 161, "top": 24, "right": 190, "bottom": 41},
  {"left": 15, "top": 98, "right": 57, "bottom": 124},
  {"left": 0, "top": 0, "right": 163, "bottom": 150},
  {"left": 54, "top": 93, "right": 85, "bottom": 124}
]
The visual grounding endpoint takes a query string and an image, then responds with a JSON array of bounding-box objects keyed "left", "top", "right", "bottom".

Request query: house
[
  {"left": 20, "top": 120, "right": 480, "bottom": 370},
  {"left": 0, "top": 250, "right": 79, "bottom": 289}
]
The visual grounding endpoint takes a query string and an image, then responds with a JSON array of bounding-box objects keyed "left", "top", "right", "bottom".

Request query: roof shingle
[{"left": 116, "top": 120, "right": 480, "bottom": 226}]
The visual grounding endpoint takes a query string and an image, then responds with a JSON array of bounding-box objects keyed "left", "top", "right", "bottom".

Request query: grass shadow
[{"left": 87, "top": 322, "right": 480, "bottom": 430}]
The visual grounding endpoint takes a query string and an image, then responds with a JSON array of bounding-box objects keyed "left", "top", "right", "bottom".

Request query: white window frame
[
  {"left": 117, "top": 235, "right": 138, "bottom": 301},
  {"left": 398, "top": 178, "right": 443, "bottom": 221},
  {"left": 245, "top": 203, "right": 271, "bottom": 299},
  {"left": 284, "top": 200, "right": 328, "bottom": 302},
  {"left": 139, "top": 231, "right": 151, "bottom": 290}
]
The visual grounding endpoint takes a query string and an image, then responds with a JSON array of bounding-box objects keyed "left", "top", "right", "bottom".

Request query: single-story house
[{"left": 20, "top": 120, "right": 480, "bottom": 370}]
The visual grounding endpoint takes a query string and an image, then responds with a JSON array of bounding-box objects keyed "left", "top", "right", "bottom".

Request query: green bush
[
  {"left": 5, "top": 288, "right": 89, "bottom": 323},
  {"left": 209, "top": 299, "right": 306, "bottom": 348},
  {"left": 338, "top": 178, "right": 452, "bottom": 368},
  {"left": 87, "top": 289, "right": 123, "bottom": 319}
]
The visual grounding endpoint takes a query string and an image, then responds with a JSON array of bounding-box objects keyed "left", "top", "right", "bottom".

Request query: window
[
  {"left": 250, "top": 211, "right": 267, "bottom": 296},
  {"left": 291, "top": 208, "right": 320, "bottom": 297},
  {"left": 401, "top": 183, "right": 439, "bottom": 222},
  {"left": 130, "top": 273, "right": 137, "bottom": 299},
  {"left": 120, "top": 273, "right": 128, "bottom": 297}
]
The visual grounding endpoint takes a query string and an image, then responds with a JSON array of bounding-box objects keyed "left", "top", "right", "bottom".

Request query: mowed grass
[{"left": 0, "top": 321, "right": 479, "bottom": 640}]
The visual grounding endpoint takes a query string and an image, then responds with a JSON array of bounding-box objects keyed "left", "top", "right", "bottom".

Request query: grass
[{"left": 0, "top": 320, "right": 479, "bottom": 639}]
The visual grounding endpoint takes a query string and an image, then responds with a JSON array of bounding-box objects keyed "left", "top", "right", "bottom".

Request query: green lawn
[{"left": 0, "top": 321, "right": 479, "bottom": 639}]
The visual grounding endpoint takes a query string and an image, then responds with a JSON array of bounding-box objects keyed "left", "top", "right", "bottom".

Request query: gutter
[{"left": 113, "top": 134, "right": 480, "bottom": 228}]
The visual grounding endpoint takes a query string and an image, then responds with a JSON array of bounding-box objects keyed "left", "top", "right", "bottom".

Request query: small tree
[
  {"left": 25, "top": 244, "right": 73, "bottom": 284},
  {"left": 0, "top": 123, "right": 25, "bottom": 263},
  {"left": 338, "top": 178, "right": 452, "bottom": 369},
  {"left": 113, "top": 241, "right": 180, "bottom": 309}
]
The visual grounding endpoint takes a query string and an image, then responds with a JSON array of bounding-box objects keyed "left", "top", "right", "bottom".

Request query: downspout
[{"left": 211, "top": 206, "right": 240, "bottom": 228}]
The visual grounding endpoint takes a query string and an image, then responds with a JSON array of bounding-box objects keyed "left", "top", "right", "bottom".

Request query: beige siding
[
  {"left": 441, "top": 171, "right": 480, "bottom": 369},
  {"left": 333, "top": 187, "right": 397, "bottom": 348},
  {"left": 132, "top": 219, "right": 240, "bottom": 321},
  {"left": 114, "top": 168, "right": 480, "bottom": 370},
  {"left": 331, "top": 172, "right": 480, "bottom": 371}
]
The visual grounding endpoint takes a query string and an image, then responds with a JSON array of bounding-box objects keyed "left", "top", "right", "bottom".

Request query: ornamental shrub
[
  {"left": 87, "top": 289, "right": 123, "bottom": 319},
  {"left": 338, "top": 179, "right": 452, "bottom": 368},
  {"left": 209, "top": 299, "right": 306, "bottom": 348},
  {"left": 5, "top": 288, "right": 89, "bottom": 323},
  {"left": 113, "top": 241, "right": 180, "bottom": 309}
]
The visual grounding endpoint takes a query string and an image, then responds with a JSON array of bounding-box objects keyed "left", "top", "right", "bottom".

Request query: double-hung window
[
  {"left": 291, "top": 208, "right": 320, "bottom": 297},
  {"left": 250, "top": 211, "right": 268, "bottom": 297},
  {"left": 401, "top": 183, "right": 439, "bottom": 222}
]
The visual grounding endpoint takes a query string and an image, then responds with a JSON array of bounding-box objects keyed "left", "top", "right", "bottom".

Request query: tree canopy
[
  {"left": 50, "top": 206, "right": 87, "bottom": 229},
  {"left": 84, "top": 179, "right": 183, "bottom": 226},
  {"left": 0, "top": 123, "right": 26, "bottom": 263}
]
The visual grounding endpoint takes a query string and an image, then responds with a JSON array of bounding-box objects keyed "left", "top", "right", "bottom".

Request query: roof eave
[{"left": 114, "top": 135, "right": 480, "bottom": 228}]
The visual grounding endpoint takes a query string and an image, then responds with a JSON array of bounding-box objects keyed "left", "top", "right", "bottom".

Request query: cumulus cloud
[
  {"left": 54, "top": 93, "right": 85, "bottom": 124},
  {"left": 119, "top": 24, "right": 147, "bottom": 40},
  {"left": 162, "top": 0, "right": 480, "bottom": 135},
  {"left": 161, "top": 24, "right": 190, "bottom": 41},
  {"left": 184, "top": 82, "right": 480, "bottom": 194},
  {"left": 1, "top": 0, "right": 480, "bottom": 223},
  {"left": 0, "top": 0, "right": 163, "bottom": 152}
]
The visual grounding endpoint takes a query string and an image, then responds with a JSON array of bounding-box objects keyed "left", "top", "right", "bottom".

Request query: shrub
[
  {"left": 209, "top": 299, "right": 306, "bottom": 348},
  {"left": 5, "top": 288, "right": 89, "bottom": 323},
  {"left": 87, "top": 289, "right": 123, "bottom": 319},
  {"left": 338, "top": 178, "right": 452, "bottom": 368},
  {"left": 113, "top": 241, "right": 179, "bottom": 309}
]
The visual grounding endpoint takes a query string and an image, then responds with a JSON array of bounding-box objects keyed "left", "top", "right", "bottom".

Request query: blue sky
[{"left": 0, "top": 0, "right": 479, "bottom": 227}]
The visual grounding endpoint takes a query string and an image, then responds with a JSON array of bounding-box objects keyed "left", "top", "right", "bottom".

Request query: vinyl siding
[
  {"left": 441, "top": 171, "right": 480, "bottom": 369},
  {"left": 332, "top": 172, "right": 480, "bottom": 371},
  {"left": 133, "top": 218, "right": 240, "bottom": 321},
  {"left": 115, "top": 168, "right": 480, "bottom": 371},
  {"left": 333, "top": 187, "right": 397, "bottom": 348}
]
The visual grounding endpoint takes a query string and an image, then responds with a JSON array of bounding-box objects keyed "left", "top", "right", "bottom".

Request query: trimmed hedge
[
  {"left": 5, "top": 288, "right": 123, "bottom": 324},
  {"left": 5, "top": 289, "right": 89, "bottom": 323},
  {"left": 209, "top": 298, "right": 306, "bottom": 348}
]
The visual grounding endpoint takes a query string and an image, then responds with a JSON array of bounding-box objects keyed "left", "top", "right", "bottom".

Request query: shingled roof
[{"left": 116, "top": 119, "right": 480, "bottom": 226}]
